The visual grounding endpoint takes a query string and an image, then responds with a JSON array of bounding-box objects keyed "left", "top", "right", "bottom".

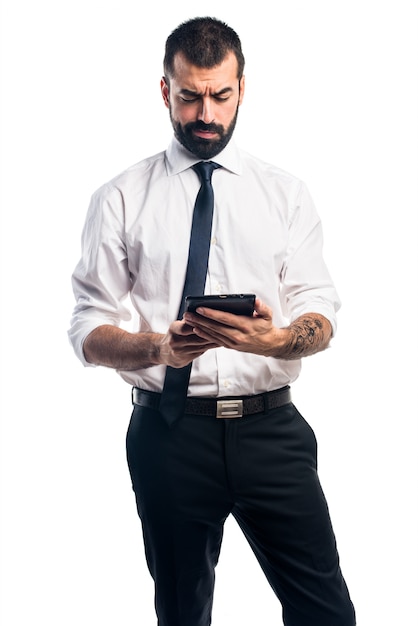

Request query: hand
[
  {"left": 158, "top": 319, "right": 221, "bottom": 368},
  {"left": 183, "top": 298, "right": 286, "bottom": 357}
]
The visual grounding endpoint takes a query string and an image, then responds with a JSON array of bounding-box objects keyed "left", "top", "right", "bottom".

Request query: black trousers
[{"left": 126, "top": 394, "right": 355, "bottom": 626}]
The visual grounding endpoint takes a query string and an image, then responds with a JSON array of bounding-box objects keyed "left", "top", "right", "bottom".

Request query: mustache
[{"left": 185, "top": 121, "right": 224, "bottom": 135}]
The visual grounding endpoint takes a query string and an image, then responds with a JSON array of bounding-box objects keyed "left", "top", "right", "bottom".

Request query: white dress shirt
[{"left": 68, "top": 137, "right": 341, "bottom": 397}]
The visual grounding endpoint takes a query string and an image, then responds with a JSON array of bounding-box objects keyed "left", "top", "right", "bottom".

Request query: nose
[{"left": 198, "top": 97, "right": 214, "bottom": 124}]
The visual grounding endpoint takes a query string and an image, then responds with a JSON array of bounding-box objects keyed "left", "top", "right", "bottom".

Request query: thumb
[{"left": 254, "top": 298, "right": 272, "bottom": 319}]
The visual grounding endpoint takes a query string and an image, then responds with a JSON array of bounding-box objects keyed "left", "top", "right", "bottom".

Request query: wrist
[
  {"left": 134, "top": 332, "right": 164, "bottom": 367},
  {"left": 265, "top": 328, "right": 293, "bottom": 359}
]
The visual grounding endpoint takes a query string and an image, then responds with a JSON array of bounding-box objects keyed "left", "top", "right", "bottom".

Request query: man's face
[{"left": 161, "top": 52, "right": 245, "bottom": 159}]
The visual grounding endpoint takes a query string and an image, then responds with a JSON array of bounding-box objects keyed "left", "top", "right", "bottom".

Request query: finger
[
  {"left": 171, "top": 321, "right": 196, "bottom": 336},
  {"left": 173, "top": 340, "right": 221, "bottom": 364},
  {"left": 191, "top": 324, "right": 241, "bottom": 348},
  {"left": 253, "top": 298, "right": 272, "bottom": 319},
  {"left": 170, "top": 336, "right": 217, "bottom": 353},
  {"left": 184, "top": 308, "right": 248, "bottom": 330}
]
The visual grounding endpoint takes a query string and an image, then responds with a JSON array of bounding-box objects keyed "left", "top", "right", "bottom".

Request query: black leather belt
[{"left": 132, "top": 386, "right": 291, "bottom": 419}]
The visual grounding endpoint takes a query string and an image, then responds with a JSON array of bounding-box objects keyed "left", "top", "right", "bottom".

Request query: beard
[{"left": 170, "top": 107, "right": 239, "bottom": 160}]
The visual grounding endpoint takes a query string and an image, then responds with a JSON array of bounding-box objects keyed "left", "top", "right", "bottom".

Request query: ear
[
  {"left": 238, "top": 75, "right": 245, "bottom": 105},
  {"left": 161, "top": 76, "right": 170, "bottom": 109}
]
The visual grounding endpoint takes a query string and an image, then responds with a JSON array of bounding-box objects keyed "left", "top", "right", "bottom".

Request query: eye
[{"left": 179, "top": 95, "right": 199, "bottom": 103}]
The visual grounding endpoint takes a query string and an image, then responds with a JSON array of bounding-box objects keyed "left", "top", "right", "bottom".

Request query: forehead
[{"left": 170, "top": 52, "right": 239, "bottom": 91}]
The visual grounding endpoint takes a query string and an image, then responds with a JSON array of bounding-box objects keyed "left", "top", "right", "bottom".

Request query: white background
[{"left": 1, "top": 1, "right": 417, "bottom": 624}]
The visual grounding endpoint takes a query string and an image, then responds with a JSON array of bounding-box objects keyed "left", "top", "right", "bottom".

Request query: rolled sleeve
[
  {"left": 68, "top": 185, "right": 132, "bottom": 366},
  {"left": 280, "top": 182, "right": 341, "bottom": 335}
]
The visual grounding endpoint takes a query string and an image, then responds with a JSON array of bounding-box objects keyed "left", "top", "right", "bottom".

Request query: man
[{"left": 69, "top": 16, "right": 356, "bottom": 626}]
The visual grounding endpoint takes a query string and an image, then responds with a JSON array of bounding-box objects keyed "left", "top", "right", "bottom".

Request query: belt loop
[{"left": 262, "top": 392, "right": 269, "bottom": 415}]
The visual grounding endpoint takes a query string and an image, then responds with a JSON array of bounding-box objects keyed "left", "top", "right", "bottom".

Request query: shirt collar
[{"left": 165, "top": 136, "right": 243, "bottom": 176}]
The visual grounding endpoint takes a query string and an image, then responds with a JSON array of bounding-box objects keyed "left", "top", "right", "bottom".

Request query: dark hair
[{"left": 163, "top": 17, "right": 245, "bottom": 80}]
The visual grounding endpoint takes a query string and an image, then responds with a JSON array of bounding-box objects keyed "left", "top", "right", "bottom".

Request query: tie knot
[{"left": 193, "top": 161, "right": 219, "bottom": 182}]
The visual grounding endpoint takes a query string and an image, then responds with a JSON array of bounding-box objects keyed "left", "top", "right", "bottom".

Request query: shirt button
[
  {"left": 211, "top": 236, "right": 217, "bottom": 245},
  {"left": 223, "top": 379, "right": 231, "bottom": 389}
]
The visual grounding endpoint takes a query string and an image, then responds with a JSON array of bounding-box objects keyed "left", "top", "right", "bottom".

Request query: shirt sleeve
[
  {"left": 68, "top": 184, "right": 132, "bottom": 366},
  {"left": 279, "top": 181, "right": 341, "bottom": 335}
]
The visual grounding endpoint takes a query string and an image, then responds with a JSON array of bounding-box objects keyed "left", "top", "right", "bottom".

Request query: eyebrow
[{"left": 179, "top": 87, "right": 234, "bottom": 97}]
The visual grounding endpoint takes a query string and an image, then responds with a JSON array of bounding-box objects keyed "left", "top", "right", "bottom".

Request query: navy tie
[{"left": 159, "top": 161, "right": 219, "bottom": 425}]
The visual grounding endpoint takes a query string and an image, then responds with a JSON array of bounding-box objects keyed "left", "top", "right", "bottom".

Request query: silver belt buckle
[{"left": 216, "top": 399, "right": 243, "bottom": 418}]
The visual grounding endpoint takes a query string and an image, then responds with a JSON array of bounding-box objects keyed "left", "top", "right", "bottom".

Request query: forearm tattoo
[{"left": 283, "top": 314, "right": 331, "bottom": 359}]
